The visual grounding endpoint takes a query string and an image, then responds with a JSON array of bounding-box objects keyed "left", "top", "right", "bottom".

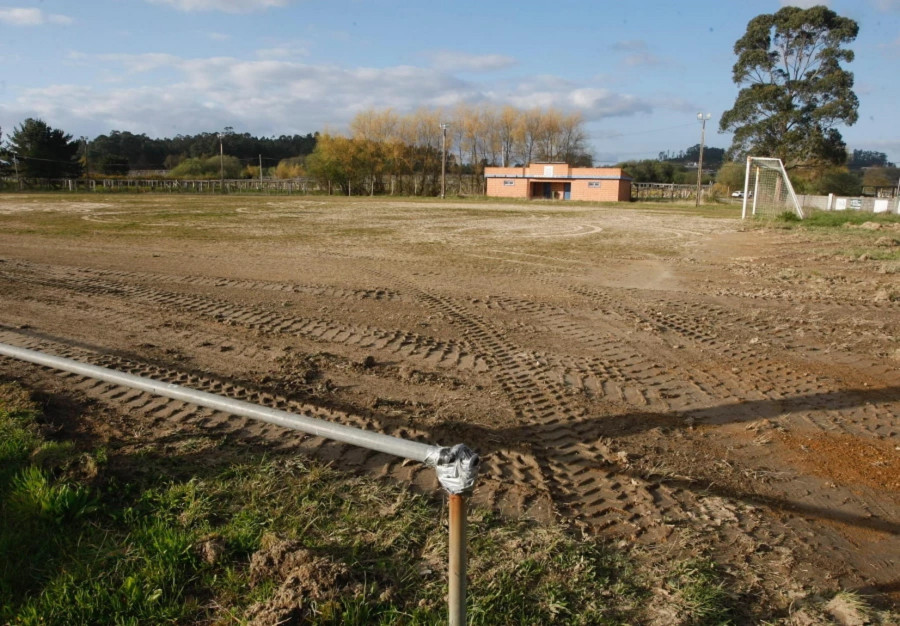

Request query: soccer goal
[{"left": 741, "top": 157, "right": 803, "bottom": 220}]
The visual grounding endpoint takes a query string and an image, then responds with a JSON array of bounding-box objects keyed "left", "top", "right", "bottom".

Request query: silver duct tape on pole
[
  {"left": 0, "top": 342, "right": 448, "bottom": 465},
  {"left": 426, "top": 444, "right": 480, "bottom": 495}
]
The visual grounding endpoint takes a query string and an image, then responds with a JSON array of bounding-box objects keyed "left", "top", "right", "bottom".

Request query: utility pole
[
  {"left": 440, "top": 123, "right": 449, "bottom": 199},
  {"left": 82, "top": 137, "right": 89, "bottom": 179},
  {"left": 695, "top": 113, "right": 711, "bottom": 207},
  {"left": 218, "top": 132, "right": 225, "bottom": 192},
  {"left": 259, "top": 154, "right": 263, "bottom": 182}
]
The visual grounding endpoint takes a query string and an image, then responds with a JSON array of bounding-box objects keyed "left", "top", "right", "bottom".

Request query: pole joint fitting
[{"left": 426, "top": 444, "right": 480, "bottom": 495}]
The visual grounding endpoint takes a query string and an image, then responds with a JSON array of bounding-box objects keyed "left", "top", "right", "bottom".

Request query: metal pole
[
  {"left": 218, "top": 133, "right": 225, "bottom": 191},
  {"left": 440, "top": 123, "right": 448, "bottom": 199},
  {"left": 448, "top": 494, "right": 467, "bottom": 626},
  {"left": 0, "top": 342, "right": 441, "bottom": 464},
  {"left": 741, "top": 156, "right": 751, "bottom": 219},
  {"left": 695, "top": 113, "right": 710, "bottom": 207},
  {"left": 752, "top": 167, "right": 761, "bottom": 216}
]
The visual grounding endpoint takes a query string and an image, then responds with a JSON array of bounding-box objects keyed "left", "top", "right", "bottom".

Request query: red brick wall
[{"left": 486, "top": 177, "right": 528, "bottom": 198}]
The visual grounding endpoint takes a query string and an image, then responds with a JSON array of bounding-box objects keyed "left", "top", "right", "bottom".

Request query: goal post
[{"left": 741, "top": 157, "right": 803, "bottom": 220}]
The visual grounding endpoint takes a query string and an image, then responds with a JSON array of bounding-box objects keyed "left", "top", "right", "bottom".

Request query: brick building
[{"left": 484, "top": 163, "right": 633, "bottom": 202}]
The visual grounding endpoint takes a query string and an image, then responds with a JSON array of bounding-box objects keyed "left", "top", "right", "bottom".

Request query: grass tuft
[{"left": 665, "top": 558, "right": 736, "bottom": 625}]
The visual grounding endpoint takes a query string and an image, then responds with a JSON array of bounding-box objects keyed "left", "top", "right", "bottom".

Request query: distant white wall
[{"left": 797, "top": 194, "right": 899, "bottom": 214}]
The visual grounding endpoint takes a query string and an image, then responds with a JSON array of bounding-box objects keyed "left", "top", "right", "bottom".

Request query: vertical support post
[
  {"left": 218, "top": 132, "right": 225, "bottom": 192},
  {"left": 695, "top": 113, "right": 710, "bottom": 207},
  {"left": 752, "top": 167, "right": 761, "bottom": 216},
  {"left": 448, "top": 493, "right": 467, "bottom": 626},
  {"left": 741, "top": 156, "right": 751, "bottom": 219},
  {"left": 431, "top": 444, "right": 478, "bottom": 626},
  {"left": 440, "top": 123, "right": 449, "bottom": 199}
]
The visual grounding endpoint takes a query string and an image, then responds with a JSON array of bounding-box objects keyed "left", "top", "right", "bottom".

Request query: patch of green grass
[
  {"left": 757, "top": 209, "right": 900, "bottom": 229},
  {"left": 468, "top": 523, "right": 644, "bottom": 625},
  {"left": 665, "top": 558, "right": 736, "bottom": 625},
  {"left": 0, "top": 384, "right": 42, "bottom": 486},
  {"left": 803, "top": 210, "right": 900, "bottom": 228},
  {"left": 758, "top": 209, "right": 900, "bottom": 260},
  {"left": 8, "top": 466, "right": 96, "bottom": 525},
  {"left": 776, "top": 210, "right": 802, "bottom": 223}
]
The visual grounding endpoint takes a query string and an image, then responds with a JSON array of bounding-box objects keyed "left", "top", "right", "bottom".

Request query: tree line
[
  {"left": 305, "top": 105, "right": 592, "bottom": 195},
  {"left": 0, "top": 104, "right": 590, "bottom": 193},
  {"left": 0, "top": 120, "right": 317, "bottom": 180}
]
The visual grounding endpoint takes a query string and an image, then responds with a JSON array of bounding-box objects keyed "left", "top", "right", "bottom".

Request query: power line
[{"left": 6, "top": 153, "right": 79, "bottom": 165}]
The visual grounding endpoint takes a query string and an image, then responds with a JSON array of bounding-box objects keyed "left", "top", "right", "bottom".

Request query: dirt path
[{"left": 0, "top": 195, "right": 896, "bottom": 607}]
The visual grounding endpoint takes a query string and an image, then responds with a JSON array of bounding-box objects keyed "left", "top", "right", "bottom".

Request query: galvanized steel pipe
[{"left": 0, "top": 342, "right": 442, "bottom": 464}]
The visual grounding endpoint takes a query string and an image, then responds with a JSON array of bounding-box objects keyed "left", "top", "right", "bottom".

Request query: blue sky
[{"left": 0, "top": 0, "right": 897, "bottom": 164}]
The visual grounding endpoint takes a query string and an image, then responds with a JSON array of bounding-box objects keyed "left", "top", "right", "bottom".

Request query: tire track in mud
[
  {"left": 371, "top": 271, "right": 701, "bottom": 541},
  {"left": 476, "top": 294, "right": 720, "bottom": 413},
  {"left": 79, "top": 265, "right": 407, "bottom": 303},
  {"left": 548, "top": 283, "right": 900, "bottom": 582},
  {"left": 0, "top": 257, "right": 407, "bottom": 302},
  {"left": 562, "top": 284, "right": 898, "bottom": 440},
  {"left": 649, "top": 298, "right": 898, "bottom": 439},
  {"left": 0, "top": 265, "right": 556, "bottom": 518},
  {"left": 0, "top": 264, "right": 486, "bottom": 374},
  {"left": 3, "top": 261, "right": 894, "bottom": 581},
  {"left": 459, "top": 280, "right": 898, "bottom": 578}
]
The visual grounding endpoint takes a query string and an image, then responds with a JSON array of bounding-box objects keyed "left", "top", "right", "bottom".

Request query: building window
[
  {"left": 588, "top": 181, "right": 601, "bottom": 188},
  {"left": 503, "top": 180, "right": 515, "bottom": 186}
]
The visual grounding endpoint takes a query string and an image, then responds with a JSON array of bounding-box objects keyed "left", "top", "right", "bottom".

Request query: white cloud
[
  {"left": 146, "top": 0, "right": 290, "bottom": 13},
  {"left": 494, "top": 76, "right": 652, "bottom": 120},
  {"left": 503, "top": 87, "right": 650, "bottom": 120},
  {"left": 0, "top": 8, "right": 72, "bottom": 26},
  {"left": 0, "top": 52, "right": 652, "bottom": 139},
  {"left": 429, "top": 51, "right": 516, "bottom": 72}
]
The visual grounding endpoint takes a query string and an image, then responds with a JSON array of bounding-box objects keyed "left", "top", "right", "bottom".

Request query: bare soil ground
[{"left": 0, "top": 194, "right": 897, "bottom": 612}]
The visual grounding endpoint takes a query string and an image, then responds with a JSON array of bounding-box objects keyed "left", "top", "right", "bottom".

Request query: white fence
[{"left": 798, "top": 194, "right": 900, "bottom": 214}]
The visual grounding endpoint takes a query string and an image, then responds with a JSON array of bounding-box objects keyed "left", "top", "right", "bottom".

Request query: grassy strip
[
  {"left": 0, "top": 382, "right": 652, "bottom": 624},
  {"left": 788, "top": 210, "right": 900, "bottom": 228},
  {"left": 765, "top": 210, "right": 900, "bottom": 264}
]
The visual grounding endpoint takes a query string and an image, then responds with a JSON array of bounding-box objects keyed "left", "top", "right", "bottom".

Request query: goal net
[{"left": 742, "top": 157, "right": 803, "bottom": 219}]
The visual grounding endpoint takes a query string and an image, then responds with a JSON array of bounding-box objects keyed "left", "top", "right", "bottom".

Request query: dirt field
[{"left": 0, "top": 194, "right": 897, "bottom": 610}]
